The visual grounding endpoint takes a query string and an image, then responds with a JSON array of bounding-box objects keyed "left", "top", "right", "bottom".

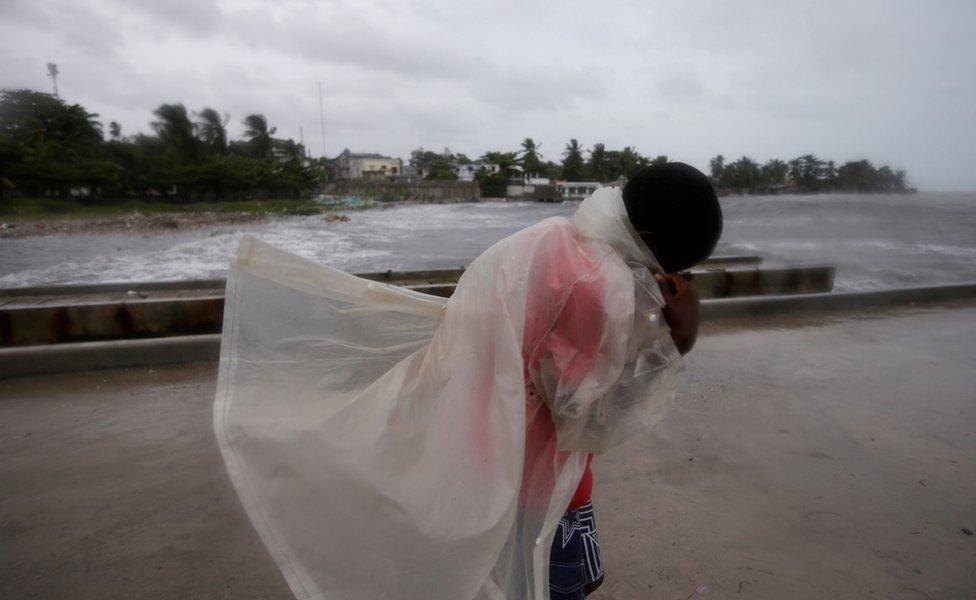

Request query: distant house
[
  {"left": 335, "top": 149, "right": 403, "bottom": 180},
  {"left": 555, "top": 181, "right": 602, "bottom": 200},
  {"left": 451, "top": 161, "right": 500, "bottom": 181},
  {"left": 505, "top": 183, "right": 563, "bottom": 203},
  {"left": 271, "top": 140, "right": 310, "bottom": 165}
]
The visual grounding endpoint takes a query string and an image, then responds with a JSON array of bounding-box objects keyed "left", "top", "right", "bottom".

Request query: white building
[
  {"left": 451, "top": 161, "right": 500, "bottom": 181},
  {"left": 555, "top": 181, "right": 602, "bottom": 200},
  {"left": 335, "top": 150, "right": 403, "bottom": 180}
]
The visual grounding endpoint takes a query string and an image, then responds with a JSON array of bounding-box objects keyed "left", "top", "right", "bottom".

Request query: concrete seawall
[
  {"left": 325, "top": 179, "right": 482, "bottom": 202},
  {"left": 2, "top": 282, "right": 974, "bottom": 378},
  {"left": 0, "top": 264, "right": 835, "bottom": 347}
]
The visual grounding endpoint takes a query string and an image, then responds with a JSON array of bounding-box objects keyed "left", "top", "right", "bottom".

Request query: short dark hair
[{"left": 622, "top": 162, "right": 723, "bottom": 272}]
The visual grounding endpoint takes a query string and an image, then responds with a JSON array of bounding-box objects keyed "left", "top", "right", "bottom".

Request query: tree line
[
  {"left": 0, "top": 89, "right": 328, "bottom": 201},
  {"left": 410, "top": 139, "right": 912, "bottom": 196},
  {"left": 1, "top": 88, "right": 913, "bottom": 203},
  {"left": 709, "top": 154, "right": 911, "bottom": 194},
  {"left": 408, "top": 138, "right": 671, "bottom": 196}
]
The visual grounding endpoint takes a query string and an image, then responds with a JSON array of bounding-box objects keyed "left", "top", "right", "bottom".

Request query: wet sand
[{"left": 1, "top": 304, "right": 974, "bottom": 599}]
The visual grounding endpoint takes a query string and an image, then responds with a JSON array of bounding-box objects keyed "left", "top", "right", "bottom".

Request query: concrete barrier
[
  {"left": 0, "top": 255, "right": 762, "bottom": 300},
  {"left": 1, "top": 298, "right": 223, "bottom": 346},
  {"left": 2, "top": 264, "right": 831, "bottom": 345},
  {"left": 3, "top": 283, "right": 974, "bottom": 378},
  {"left": 702, "top": 282, "right": 976, "bottom": 320},
  {"left": 0, "top": 334, "right": 221, "bottom": 379}
]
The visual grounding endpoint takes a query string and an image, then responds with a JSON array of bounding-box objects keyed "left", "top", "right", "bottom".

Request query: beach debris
[
  {"left": 323, "top": 213, "right": 351, "bottom": 223},
  {"left": 962, "top": 527, "right": 973, "bottom": 536}
]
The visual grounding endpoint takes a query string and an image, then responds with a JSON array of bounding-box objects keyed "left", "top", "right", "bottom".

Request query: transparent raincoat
[{"left": 214, "top": 187, "right": 683, "bottom": 599}]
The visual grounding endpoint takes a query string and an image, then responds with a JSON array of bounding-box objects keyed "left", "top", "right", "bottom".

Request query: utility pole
[
  {"left": 47, "top": 63, "right": 59, "bottom": 98},
  {"left": 318, "top": 81, "right": 326, "bottom": 159}
]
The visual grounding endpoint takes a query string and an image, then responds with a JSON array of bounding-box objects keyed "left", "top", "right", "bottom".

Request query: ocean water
[{"left": 1, "top": 192, "right": 974, "bottom": 292}]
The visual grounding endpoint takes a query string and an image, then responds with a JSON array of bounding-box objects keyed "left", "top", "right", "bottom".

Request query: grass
[{"left": 0, "top": 197, "right": 326, "bottom": 219}]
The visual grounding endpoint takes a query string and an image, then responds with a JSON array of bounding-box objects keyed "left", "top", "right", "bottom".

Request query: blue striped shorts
[{"left": 548, "top": 500, "right": 604, "bottom": 599}]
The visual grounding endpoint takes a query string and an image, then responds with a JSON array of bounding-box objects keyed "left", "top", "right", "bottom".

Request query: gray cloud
[
  {"left": 1, "top": 0, "right": 975, "bottom": 189},
  {"left": 115, "top": 0, "right": 223, "bottom": 34}
]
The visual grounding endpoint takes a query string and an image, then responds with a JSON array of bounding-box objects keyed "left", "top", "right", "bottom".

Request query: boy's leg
[
  {"left": 578, "top": 500, "right": 605, "bottom": 595},
  {"left": 549, "top": 500, "right": 605, "bottom": 599},
  {"left": 549, "top": 509, "right": 586, "bottom": 600}
]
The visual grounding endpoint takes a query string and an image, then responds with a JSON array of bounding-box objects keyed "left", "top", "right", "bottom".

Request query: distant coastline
[{"left": 1, "top": 89, "right": 916, "bottom": 212}]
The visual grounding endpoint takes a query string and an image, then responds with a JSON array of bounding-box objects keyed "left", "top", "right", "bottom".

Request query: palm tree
[
  {"left": 587, "top": 143, "right": 609, "bottom": 182},
  {"left": 520, "top": 137, "right": 543, "bottom": 177},
  {"left": 561, "top": 139, "right": 585, "bottom": 180},
  {"left": 761, "top": 159, "right": 788, "bottom": 187},
  {"left": 615, "top": 146, "right": 648, "bottom": 178},
  {"left": 709, "top": 155, "right": 725, "bottom": 181},
  {"left": 151, "top": 103, "right": 197, "bottom": 158},
  {"left": 108, "top": 121, "right": 121, "bottom": 140},
  {"left": 196, "top": 108, "right": 228, "bottom": 154},
  {"left": 242, "top": 113, "right": 277, "bottom": 158}
]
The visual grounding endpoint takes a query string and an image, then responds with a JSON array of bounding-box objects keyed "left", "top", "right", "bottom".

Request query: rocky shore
[{"left": 0, "top": 211, "right": 298, "bottom": 239}]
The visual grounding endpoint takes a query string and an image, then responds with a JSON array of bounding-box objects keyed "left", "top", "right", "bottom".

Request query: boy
[
  {"left": 215, "top": 162, "right": 721, "bottom": 600},
  {"left": 535, "top": 163, "right": 721, "bottom": 598}
]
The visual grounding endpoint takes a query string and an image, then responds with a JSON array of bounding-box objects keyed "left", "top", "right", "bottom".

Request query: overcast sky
[{"left": 2, "top": 0, "right": 975, "bottom": 190}]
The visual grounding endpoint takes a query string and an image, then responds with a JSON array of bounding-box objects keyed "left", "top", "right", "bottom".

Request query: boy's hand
[{"left": 655, "top": 273, "right": 699, "bottom": 355}]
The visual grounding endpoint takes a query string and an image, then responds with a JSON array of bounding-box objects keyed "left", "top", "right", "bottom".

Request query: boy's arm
[{"left": 656, "top": 273, "right": 699, "bottom": 355}]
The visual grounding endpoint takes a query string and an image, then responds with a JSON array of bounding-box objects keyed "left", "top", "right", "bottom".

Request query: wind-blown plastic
[{"left": 214, "top": 187, "right": 683, "bottom": 599}]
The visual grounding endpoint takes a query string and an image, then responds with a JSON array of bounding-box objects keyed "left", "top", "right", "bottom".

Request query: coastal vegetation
[
  {"left": 0, "top": 196, "right": 323, "bottom": 219},
  {"left": 1, "top": 87, "right": 913, "bottom": 216},
  {"left": 708, "top": 154, "right": 911, "bottom": 194},
  {"left": 411, "top": 141, "right": 911, "bottom": 197},
  {"left": 0, "top": 89, "right": 329, "bottom": 205}
]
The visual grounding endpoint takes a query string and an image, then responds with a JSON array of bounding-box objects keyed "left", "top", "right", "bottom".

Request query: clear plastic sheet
[{"left": 214, "top": 187, "right": 682, "bottom": 599}]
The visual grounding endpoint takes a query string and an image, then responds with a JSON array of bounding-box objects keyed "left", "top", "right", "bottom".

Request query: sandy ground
[{"left": 1, "top": 304, "right": 974, "bottom": 599}]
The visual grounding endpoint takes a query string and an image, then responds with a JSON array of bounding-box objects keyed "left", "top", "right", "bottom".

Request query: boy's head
[{"left": 623, "top": 162, "right": 723, "bottom": 273}]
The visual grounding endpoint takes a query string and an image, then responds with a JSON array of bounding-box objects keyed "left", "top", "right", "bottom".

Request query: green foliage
[
  {"left": 242, "top": 114, "right": 276, "bottom": 159},
  {"left": 474, "top": 169, "right": 508, "bottom": 197},
  {"left": 410, "top": 147, "right": 446, "bottom": 170},
  {"left": 587, "top": 143, "right": 609, "bottom": 182},
  {"left": 0, "top": 89, "right": 323, "bottom": 203},
  {"left": 709, "top": 155, "right": 725, "bottom": 180},
  {"left": 0, "top": 195, "right": 324, "bottom": 217},
  {"left": 712, "top": 152, "right": 909, "bottom": 193},
  {"left": 479, "top": 151, "right": 520, "bottom": 177},
  {"left": 151, "top": 103, "right": 198, "bottom": 159},
  {"left": 603, "top": 146, "right": 649, "bottom": 180},
  {"left": 519, "top": 138, "right": 543, "bottom": 176},
  {"left": 719, "top": 156, "right": 761, "bottom": 190},
  {"left": 561, "top": 139, "right": 586, "bottom": 181},
  {"left": 760, "top": 159, "right": 788, "bottom": 187},
  {"left": 195, "top": 108, "right": 228, "bottom": 154},
  {"left": 425, "top": 158, "right": 457, "bottom": 180}
]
